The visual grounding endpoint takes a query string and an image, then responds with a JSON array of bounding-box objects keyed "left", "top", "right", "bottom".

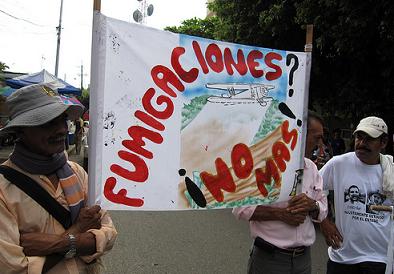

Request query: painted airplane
[{"left": 206, "top": 83, "right": 275, "bottom": 106}]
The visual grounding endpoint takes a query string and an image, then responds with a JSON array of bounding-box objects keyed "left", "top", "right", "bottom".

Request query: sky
[{"left": 0, "top": 0, "right": 208, "bottom": 88}]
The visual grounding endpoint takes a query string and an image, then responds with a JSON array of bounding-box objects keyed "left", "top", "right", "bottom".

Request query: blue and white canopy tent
[{"left": 6, "top": 69, "right": 81, "bottom": 96}]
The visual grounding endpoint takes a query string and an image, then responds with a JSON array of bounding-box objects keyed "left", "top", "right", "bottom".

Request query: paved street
[
  {"left": 0, "top": 144, "right": 329, "bottom": 274},
  {"left": 102, "top": 210, "right": 328, "bottom": 274}
]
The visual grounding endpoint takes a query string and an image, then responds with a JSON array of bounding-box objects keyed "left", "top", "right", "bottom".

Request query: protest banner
[{"left": 89, "top": 12, "right": 311, "bottom": 210}]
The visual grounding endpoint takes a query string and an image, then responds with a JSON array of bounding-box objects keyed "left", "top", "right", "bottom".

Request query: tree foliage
[
  {"left": 0, "top": 62, "right": 9, "bottom": 81},
  {"left": 77, "top": 87, "right": 89, "bottom": 110},
  {"left": 165, "top": 17, "right": 219, "bottom": 39},
  {"left": 170, "top": 0, "right": 394, "bottom": 153},
  {"left": 0, "top": 62, "right": 8, "bottom": 72}
]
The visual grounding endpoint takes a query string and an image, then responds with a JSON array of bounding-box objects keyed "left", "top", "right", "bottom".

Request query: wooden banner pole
[
  {"left": 93, "top": 0, "right": 101, "bottom": 12},
  {"left": 305, "top": 24, "right": 313, "bottom": 52},
  {"left": 88, "top": 0, "right": 101, "bottom": 206},
  {"left": 300, "top": 24, "right": 313, "bottom": 165}
]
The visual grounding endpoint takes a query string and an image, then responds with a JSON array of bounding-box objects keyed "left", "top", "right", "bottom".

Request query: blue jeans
[{"left": 327, "top": 259, "right": 386, "bottom": 274}]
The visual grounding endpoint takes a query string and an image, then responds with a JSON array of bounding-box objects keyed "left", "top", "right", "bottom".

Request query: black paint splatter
[
  {"left": 185, "top": 177, "right": 207, "bottom": 208},
  {"left": 103, "top": 112, "right": 116, "bottom": 129},
  {"left": 110, "top": 34, "right": 120, "bottom": 54},
  {"left": 179, "top": 168, "right": 206, "bottom": 208},
  {"left": 178, "top": 169, "right": 186, "bottom": 176}
]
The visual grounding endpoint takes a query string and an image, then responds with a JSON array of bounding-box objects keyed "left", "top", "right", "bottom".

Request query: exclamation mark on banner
[
  {"left": 178, "top": 169, "right": 207, "bottom": 208},
  {"left": 278, "top": 102, "right": 302, "bottom": 127}
]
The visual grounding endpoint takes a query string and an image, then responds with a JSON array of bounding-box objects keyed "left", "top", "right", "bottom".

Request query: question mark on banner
[{"left": 286, "top": 54, "right": 299, "bottom": 97}]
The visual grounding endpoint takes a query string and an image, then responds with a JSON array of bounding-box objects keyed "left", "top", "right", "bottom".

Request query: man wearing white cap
[
  {"left": 319, "top": 116, "right": 393, "bottom": 274},
  {"left": 0, "top": 84, "right": 117, "bottom": 273}
]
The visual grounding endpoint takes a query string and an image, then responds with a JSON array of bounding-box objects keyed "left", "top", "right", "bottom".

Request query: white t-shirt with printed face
[{"left": 320, "top": 152, "right": 392, "bottom": 264}]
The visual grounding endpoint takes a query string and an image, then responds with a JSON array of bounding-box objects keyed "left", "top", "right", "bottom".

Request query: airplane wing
[
  {"left": 206, "top": 83, "right": 275, "bottom": 91},
  {"left": 206, "top": 83, "right": 250, "bottom": 91}
]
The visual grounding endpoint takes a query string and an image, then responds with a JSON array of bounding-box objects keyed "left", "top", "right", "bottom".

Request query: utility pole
[
  {"left": 78, "top": 62, "right": 88, "bottom": 90},
  {"left": 55, "top": 0, "right": 64, "bottom": 77}
]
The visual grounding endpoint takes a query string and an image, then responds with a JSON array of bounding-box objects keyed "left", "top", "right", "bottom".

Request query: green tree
[
  {"left": 0, "top": 62, "right": 9, "bottom": 82},
  {"left": 77, "top": 87, "right": 89, "bottom": 110},
  {"left": 0, "top": 61, "right": 8, "bottom": 103},
  {"left": 0, "top": 62, "right": 8, "bottom": 72},
  {"left": 165, "top": 16, "right": 219, "bottom": 39}
]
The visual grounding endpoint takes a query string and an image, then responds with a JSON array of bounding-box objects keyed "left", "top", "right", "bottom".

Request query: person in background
[
  {"left": 65, "top": 119, "right": 71, "bottom": 151},
  {"left": 319, "top": 116, "right": 393, "bottom": 274},
  {"left": 0, "top": 84, "right": 117, "bottom": 273},
  {"left": 311, "top": 128, "right": 332, "bottom": 169},
  {"left": 82, "top": 121, "right": 90, "bottom": 172},
  {"left": 233, "top": 110, "right": 328, "bottom": 274},
  {"left": 74, "top": 117, "right": 84, "bottom": 155},
  {"left": 331, "top": 128, "right": 346, "bottom": 156}
]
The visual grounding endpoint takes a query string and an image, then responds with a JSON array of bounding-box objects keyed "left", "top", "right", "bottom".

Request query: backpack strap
[{"left": 0, "top": 165, "right": 72, "bottom": 229}]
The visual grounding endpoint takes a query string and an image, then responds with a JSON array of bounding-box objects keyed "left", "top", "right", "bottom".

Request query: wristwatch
[
  {"left": 309, "top": 200, "right": 320, "bottom": 219},
  {"left": 64, "top": 233, "right": 77, "bottom": 259}
]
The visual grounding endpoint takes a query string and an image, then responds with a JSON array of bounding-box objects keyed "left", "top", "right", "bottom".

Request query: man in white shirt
[{"left": 319, "top": 116, "right": 391, "bottom": 274}]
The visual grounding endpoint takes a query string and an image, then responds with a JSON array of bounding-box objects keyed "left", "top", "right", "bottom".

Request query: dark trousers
[
  {"left": 248, "top": 244, "right": 311, "bottom": 274},
  {"left": 327, "top": 259, "right": 386, "bottom": 274}
]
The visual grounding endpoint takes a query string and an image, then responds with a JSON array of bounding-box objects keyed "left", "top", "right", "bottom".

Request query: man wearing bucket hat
[
  {"left": 319, "top": 116, "right": 393, "bottom": 274},
  {"left": 0, "top": 84, "right": 117, "bottom": 273}
]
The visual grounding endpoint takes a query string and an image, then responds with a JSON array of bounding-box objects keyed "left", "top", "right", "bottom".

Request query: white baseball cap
[{"left": 353, "top": 116, "right": 388, "bottom": 138}]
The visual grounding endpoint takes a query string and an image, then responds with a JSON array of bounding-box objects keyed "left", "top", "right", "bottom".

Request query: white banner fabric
[{"left": 89, "top": 12, "right": 310, "bottom": 210}]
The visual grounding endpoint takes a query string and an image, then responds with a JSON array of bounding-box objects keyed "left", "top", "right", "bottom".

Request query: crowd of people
[
  {"left": 0, "top": 83, "right": 392, "bottom": 274},
  {"left": 65, "top": 117, "right": 88, "bottom": 156}
]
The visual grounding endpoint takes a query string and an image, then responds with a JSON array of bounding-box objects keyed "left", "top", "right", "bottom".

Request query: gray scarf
[
  {"left": 10, "top": 142, "right": 66, "bottom": 175},
  {"left": 10, "top": 142, "right": 84, "bottom": 222}
]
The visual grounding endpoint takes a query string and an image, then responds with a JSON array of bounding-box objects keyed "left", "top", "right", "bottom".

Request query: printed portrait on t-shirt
[
  {"left": 344, "top": 185, "right": 366, "bottom": 204},
  {"left": 366, "top": 191, "right": 386, "bottom": 214}
]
